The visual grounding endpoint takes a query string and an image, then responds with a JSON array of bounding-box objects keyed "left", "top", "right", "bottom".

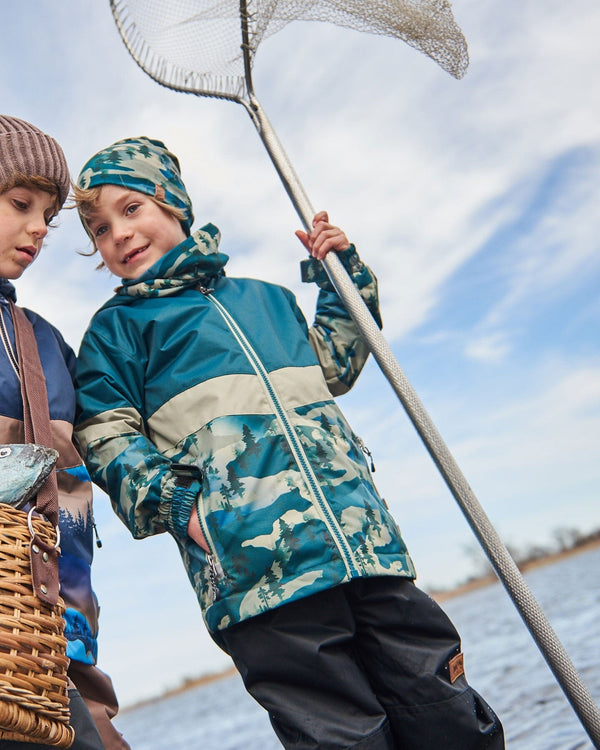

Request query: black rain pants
[{"left": 218, "top": 576, "right": 505, "bottom": 749}]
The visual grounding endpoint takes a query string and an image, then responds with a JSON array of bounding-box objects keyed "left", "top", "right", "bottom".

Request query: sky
[{"left": 1, "top": 0, "right": 599, "bottom": 708}]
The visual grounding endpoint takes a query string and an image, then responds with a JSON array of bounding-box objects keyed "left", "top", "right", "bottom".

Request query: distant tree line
[{"left": 461, "top": 525, "right": 600, "bottom": 584}]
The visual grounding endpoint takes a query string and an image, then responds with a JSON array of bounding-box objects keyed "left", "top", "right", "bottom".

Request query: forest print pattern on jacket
[{"left": 75, "top": 226, "right": 416, "bottom": 633}]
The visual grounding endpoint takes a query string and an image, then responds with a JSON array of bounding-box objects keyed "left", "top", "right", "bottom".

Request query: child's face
[
  {"left": 87, "top": 185, "right": 186, "bottom": 279},
  {"left": 0, "top": 186, "right": 56, "bottom": 280}
]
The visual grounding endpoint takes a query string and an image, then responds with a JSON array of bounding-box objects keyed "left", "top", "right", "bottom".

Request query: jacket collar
[
  {"left": 0, "top": 278, "right": 17, "bottom": 304},
  {"left": 115, "top": 223, "right": 228, "bottom": 300}
]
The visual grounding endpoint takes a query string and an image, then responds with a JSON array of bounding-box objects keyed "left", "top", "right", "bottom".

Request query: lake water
[{"left": 116, "top": 546, "right": 600, "bottom": 749}]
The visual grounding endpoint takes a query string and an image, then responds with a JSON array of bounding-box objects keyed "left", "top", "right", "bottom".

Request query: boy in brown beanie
[{"left": 0, "top": 115, "right": 129, "bottom": 750}]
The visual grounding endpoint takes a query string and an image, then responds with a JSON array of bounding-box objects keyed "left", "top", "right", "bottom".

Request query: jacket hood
[
  {"left": 107, "top": 223, "right": 228, "bottom": 306},
  {"left": 0, "top": 278, "right": 17, "bottom": 303}
]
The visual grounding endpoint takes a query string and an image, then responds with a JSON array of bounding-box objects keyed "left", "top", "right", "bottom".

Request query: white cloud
[{"left": 464, "top": 332, "right": 511, "bottom": 362}]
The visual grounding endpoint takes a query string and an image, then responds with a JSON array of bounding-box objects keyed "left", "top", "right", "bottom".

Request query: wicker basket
[{"left": 0, "top": 504, "right": 74, "bottom": 747}]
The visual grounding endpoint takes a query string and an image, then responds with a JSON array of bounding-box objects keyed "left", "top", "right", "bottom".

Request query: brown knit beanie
[{"left": 0, "top": 115, "right": 70, "bottom": 207}]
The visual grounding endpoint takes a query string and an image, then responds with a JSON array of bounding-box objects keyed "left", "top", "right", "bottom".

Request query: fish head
[{"left": 0, "top": 443, "right": 59, "bottom": 509}]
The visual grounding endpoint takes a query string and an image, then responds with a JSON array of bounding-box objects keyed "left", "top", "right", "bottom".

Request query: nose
[
  {"left": 28, "top": 211, "right": 48, "bottom": 244},
  {"left": 114, "top": 219, "right": 133, "bottom": 245},
  {"left": 110, "top": 216, "right": 134, "bottom": 245}
]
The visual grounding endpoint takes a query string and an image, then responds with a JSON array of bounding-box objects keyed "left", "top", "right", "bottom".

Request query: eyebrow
[
  {"left": 88, "top": 189, "right": 141, "bottom": 223},
  {"left": 11, "top": 187, "right": 57, "bottom": 212}
]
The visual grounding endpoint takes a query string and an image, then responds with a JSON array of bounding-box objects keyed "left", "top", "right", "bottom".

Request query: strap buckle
[{"left": 27, "top": 506, "right": 61, "bottom": 550}]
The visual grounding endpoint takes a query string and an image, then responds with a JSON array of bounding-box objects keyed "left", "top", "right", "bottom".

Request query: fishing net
[
  {"left": 107, "top": 0, "right": 470, "bottom": 414},
  {"left": 110, "top": 0, "right": 469, "bottom": 104},
  {"left": 107, "top": 0, "right": 470, "bottom": 394}
]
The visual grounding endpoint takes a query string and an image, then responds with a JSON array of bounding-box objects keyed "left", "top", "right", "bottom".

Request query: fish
[{"left": 0, "top": 443, "right": 59, "bottom": 509}]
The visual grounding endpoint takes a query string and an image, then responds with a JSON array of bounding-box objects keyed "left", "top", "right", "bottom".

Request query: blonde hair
[
  {"left": 71, "top": 183, "right": 187, "bottom": 267},
  {"left": 0, "top": 173, "right": 62, "bottom": 219}
]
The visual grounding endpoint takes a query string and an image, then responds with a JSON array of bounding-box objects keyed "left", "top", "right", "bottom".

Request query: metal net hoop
[{"left": 110, "top": 0, "right": 469, "bottom": 103}]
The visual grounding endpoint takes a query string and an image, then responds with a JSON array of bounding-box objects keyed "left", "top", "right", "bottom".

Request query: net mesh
[{"left": 110, "top": 0, "right": 469, "bottom": 101}]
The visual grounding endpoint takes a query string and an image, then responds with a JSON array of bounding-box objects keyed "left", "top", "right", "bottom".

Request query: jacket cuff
[
  {"left": 300, "top": 245, "right": 366, "bottom": 290},
  {"left": 168, "top": 477, "right": 202, "bottom": 538}
]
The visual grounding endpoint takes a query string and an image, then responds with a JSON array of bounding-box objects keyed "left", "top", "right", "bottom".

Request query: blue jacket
[
  {"left": 75, "top": 225, "right": 415, "bottom": 633},
  {"left": 0, "top": 278, "right": 99, "bottom": 664}
]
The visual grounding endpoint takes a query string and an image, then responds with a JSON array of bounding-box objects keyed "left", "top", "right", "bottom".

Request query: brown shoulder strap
[{"left": 9, "top": 300, "right": 61, "bottom": 605}]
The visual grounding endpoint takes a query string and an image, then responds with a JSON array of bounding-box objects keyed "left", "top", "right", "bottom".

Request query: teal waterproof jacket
[{"left": 75, "top": 225, "right": 416, "bottom": 633}]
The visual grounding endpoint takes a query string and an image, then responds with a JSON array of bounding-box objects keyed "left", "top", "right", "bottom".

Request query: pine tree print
[
  {"left": 356, "top": 535, "right": 376, "bottom": 571},
  {"left": 219, "top": 482, "right": 233, "bottom": 504},
  {"left": 277, "top": 517, "right": 301, "bottom": 553},
  {"left": 203, "top": 452, "right": 218, "bottom": 476},
  {"left": 241, "top": 424, "right": 261, "bottom": 458},
  {"left": 364, "top": 502, "right": 382, "bottom": 536},
  {"left": 263, "top": 566, "right": 285, "bottom": 602},
  {"left": 320, "top": 413, "right": 333, "bottom": 434},
  {"left": 227, "top": 464, "right": 244, "bottom": 498},
  {"left": 315, "top": 440, "right": 331, "bottom": 469},
  {"left": 257, "top": 585, "right": 270, "bottom": 611}
]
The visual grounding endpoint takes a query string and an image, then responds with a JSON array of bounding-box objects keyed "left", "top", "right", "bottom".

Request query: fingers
[
  {"left": 295, "top": 229, "right": 310, "bottom": 251},
  {"left": 313, "top": 210, "right": 329, "bottom": 225},
  {"left": 296, "top": 211, "right": 350, "bottom": 261}
]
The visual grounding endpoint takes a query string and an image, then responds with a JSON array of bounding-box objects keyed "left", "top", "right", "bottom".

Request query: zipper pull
[
  {"left": 197, "top": 284, "right": 215, "bottom": 295},
  {"left": 357, "top": 437, "right": 376, "bottom": 472},
  {"left": 92, "top": 517, "right": 103, "bottom": 548},
  {"left": 207, "top": 553, "right": 223, "bottom": 602}
]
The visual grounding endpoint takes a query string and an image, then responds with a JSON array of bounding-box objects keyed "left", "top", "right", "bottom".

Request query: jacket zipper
[
  {"left": 207, "top": 554, "right": 224, "bottom": 603},
  {"left": 193, "top": 493, "right": 224, "bottom": 603},
  {"left": 204, "top": 290, "right": 358, "bottom": 579},
  {"left": 0, "top": 304, "right": 20, "bottom": 378}
]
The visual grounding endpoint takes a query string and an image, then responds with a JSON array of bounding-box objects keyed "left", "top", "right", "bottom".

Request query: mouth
[
  {"left": 123, "top": 244, "right": 149, "bottom": 265},
  {"left": 16, "top": 246, "right": 38, "bottom": 261}
]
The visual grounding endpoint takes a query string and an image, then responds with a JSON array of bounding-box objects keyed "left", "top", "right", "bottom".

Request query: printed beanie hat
[
  {"left": 0, "top": 115, "right": 70, "bottom": 207},
  {"left": 77, "top": 136, "right": 194, "bottom": 234}
]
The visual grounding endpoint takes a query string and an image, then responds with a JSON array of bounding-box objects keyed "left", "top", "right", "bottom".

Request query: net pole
[{"left": 243, "top": 92, "right": 600, "bottom": 747}]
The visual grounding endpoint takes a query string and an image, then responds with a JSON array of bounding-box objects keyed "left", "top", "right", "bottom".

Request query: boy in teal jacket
[{"left": 74, "top": 136, "right": 504, "bottom": 749}]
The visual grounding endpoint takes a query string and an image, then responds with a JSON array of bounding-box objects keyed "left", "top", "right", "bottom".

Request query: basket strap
[{"left": 9, "top": 300, "right": 61, "bottom": 606}]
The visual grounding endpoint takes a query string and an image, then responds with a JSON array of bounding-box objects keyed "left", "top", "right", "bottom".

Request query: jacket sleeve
[
  {"left": 74, "top": 319, "right": 200, "bottom": 541},
  {"left": 300, "top": 245, "right": 382, "bottom": 396}
]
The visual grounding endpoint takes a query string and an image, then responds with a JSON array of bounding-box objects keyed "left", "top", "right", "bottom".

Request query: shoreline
[
  {"left": 429, "top": 536, "right": 600, "bottom": 602},
  {"left": 122, "top": 538, "right": 599, "bottom": 712},
  {"left": 121, "top": 666, "right": 239, "bottom": 713}
]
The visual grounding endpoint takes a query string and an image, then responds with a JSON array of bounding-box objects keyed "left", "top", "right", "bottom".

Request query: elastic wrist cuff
[
  {"left": 169, "top": 478, "right": 202, "bottom": 538},
  {"left": 300, "top": 245, "right": 365, "bottom": 287}
]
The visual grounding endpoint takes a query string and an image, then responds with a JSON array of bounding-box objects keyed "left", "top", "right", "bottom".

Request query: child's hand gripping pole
[{"left": 295, "top": 210, "right": 351, "bottom": 261}]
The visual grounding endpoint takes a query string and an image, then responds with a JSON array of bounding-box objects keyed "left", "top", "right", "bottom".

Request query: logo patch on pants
[{"left": 449, "top": 652, "right": 465, "bottom": 683}]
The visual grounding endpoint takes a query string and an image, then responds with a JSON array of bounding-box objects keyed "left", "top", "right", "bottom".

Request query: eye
[
  {"left": 94, "top": 225, "right": 108, "bottom": 238},
  {"left": 125, "top": 202, "right": 141, "bottom": 216},
  {"left": 12, "top": 198, "right": 28, "bottom": 211}
]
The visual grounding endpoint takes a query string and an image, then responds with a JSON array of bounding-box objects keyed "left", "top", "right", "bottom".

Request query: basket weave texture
[{"left": 0, "top": 504, "right": 74, "bottom": 747}]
